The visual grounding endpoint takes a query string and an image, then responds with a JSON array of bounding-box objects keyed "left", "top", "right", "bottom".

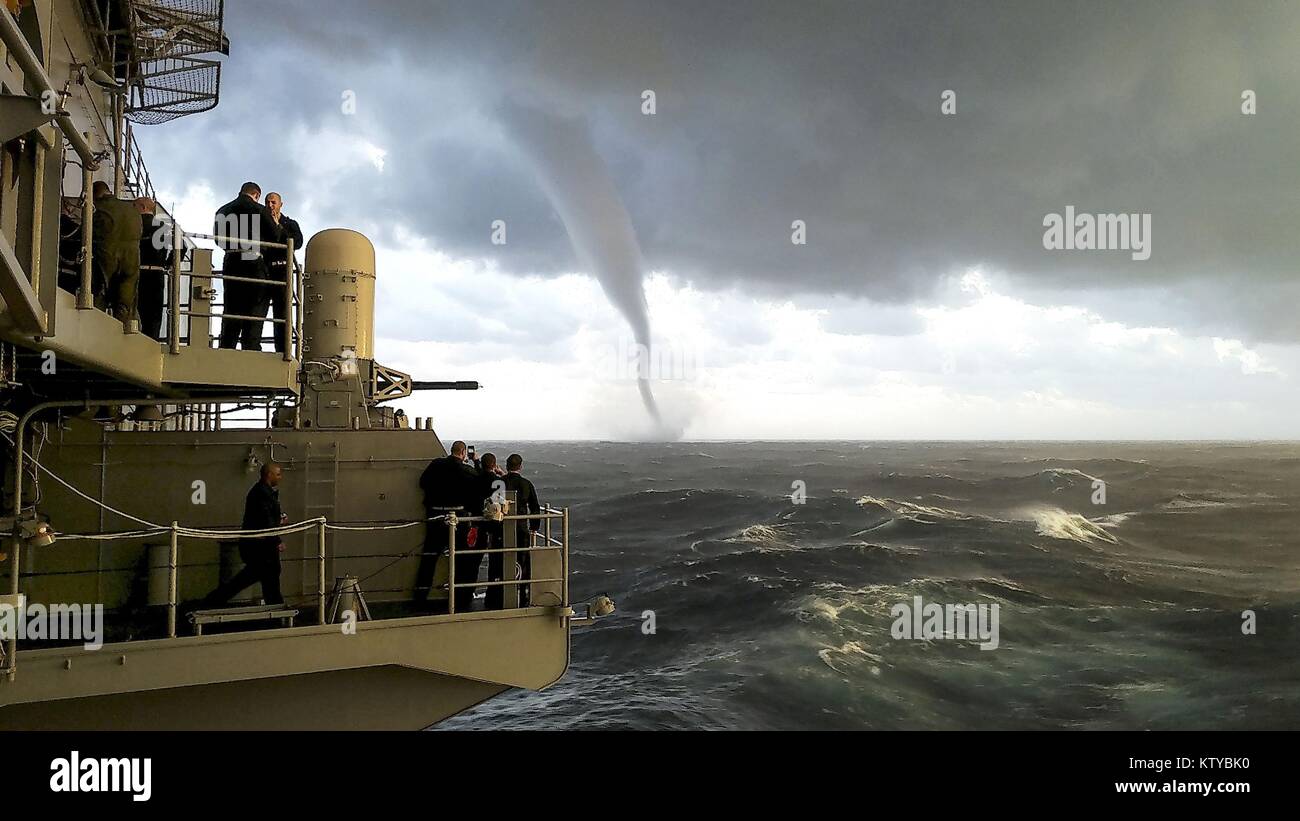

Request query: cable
[{"left": 0, "top": 431, "right": 163, "bottom": 528}]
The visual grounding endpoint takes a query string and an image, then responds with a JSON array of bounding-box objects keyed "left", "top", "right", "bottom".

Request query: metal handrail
[
  {"left": 2, "top": 506, "right": 572, "bottom": 678},
  {"left": 121, "top": 122, "right": 155, "bottom": 201},
  {"left": 3, "top": 400, "right": 571, "bottom": 679},
  {"left": 444, "top": 507, "right": 569, "bottom": 615},
  {"left": 167, "top": 228, "right": 299, "bottom": 360},
  {"left": 189, "top": 231, "right": 294, "bottom": 251}
]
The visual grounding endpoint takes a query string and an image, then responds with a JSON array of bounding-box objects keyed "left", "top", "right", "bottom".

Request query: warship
[{"left": 0, "top": 0, "right": 598, "bottom": 729}]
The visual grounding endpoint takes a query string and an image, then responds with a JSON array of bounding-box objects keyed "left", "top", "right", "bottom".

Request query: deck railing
[
  {"left": 2, "top": 506, "right": 571, "bottom": 680},
  {"left": 167, "top": 229, "right": 301, "bottom": 361}
]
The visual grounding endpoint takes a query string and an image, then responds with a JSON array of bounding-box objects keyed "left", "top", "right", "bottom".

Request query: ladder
[{"left": 301, "top": 441, "right": 339, "bottom": 598}]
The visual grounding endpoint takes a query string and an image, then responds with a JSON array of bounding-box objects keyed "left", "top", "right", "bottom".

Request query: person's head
[
  {"left": 239, "top": 181, "right": 262, "bottom": 202},
  {"left": 265, "top": 192, "right": 283, "bottom": 217},
  {"left": 260, "top": 462, "right": 282, "bottom": 487},
  {"left": 449, "top": 440, "right": 467, "bottom": 460},
  {"left": 92, "top": 181, "right": 112, "bottom": 200},
  {"left": 506, "top": 453, "right": 523, "bottom": 473},
  {"left": 480, "top": 453, "right": 498, "bottom": 472},
  {"left": 134, "top": 196, "right": 155, "bottom": 215}
]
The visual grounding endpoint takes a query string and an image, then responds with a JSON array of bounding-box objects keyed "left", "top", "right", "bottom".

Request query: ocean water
[{"left": 440, "top": 442, "right": 1300, "bottom": 730}]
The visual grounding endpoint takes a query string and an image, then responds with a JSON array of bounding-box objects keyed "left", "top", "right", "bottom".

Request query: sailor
[
  {"left": 214, "top": 182, "right": 283, "bottom": 350},
  {"left": 135, "top": 197, "right": 175, "bottom": 341},
  {"left": 416, "top": 441, "right": 481, "bottom": 609},
  {"left": 263, "top": 192, "right": 304, "bottom": 354},
  {"left": 500, "top": 453, "right": 542, "bottom": 607},
  {"left": 477, "top": 452, "right": 509, "bottom": 609},
  {"left": 202, "top": 463, "right": 287, "bottom": 607},
  {"left": 90, "top": 181, "right": 142, "bottom": 328}
]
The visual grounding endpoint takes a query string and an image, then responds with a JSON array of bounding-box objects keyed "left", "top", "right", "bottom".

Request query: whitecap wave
[
  {"left": 1028, "top": 507, "right": 1119, "bottom": 544},
  {"left": 1158, "top": 496, "right": 1232, "bottom": 511},
  {"left": 729, "top": 524, "right": 787, "bottom": 544},
  {"left": 855, "top": 495, "right": 982, "bottom": 524},
  {"left": 1035, "top": 467, "right": 1103, "bottom": 491}
]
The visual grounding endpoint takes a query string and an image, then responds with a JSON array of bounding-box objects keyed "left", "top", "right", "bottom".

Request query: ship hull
[{"left": 0, "top": 609, "right": 570, "bottom": 730}]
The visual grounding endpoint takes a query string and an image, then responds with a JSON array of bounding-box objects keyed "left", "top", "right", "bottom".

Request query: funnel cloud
[{"left": 498, "top": 101, "right": 670, "bottom": 435}]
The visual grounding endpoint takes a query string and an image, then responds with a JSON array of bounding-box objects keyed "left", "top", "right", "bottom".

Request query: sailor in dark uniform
[
  {"left": 264, "top": 192, "right": 304, "bottom": 354},
  {"left": 416, "top": 441, "right": 482, "bottom": 609},
  {"left": 499, "top": 454, "right": 541, "bottom": 607},
  {"left": 203, "top": 463, "right": 286, "bottom": 606},
  {"left": 135, "top": 197, "right": 180, "bottom": 342},
  {"left": 213, "top": 182, "right": 283, "bottom": 350}
]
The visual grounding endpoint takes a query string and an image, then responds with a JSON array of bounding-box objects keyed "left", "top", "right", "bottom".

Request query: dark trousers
[
  {"left": 518, "top": 526, "right": 534, "bottom": 607},
  {"left": 485, "top": 526, "right": 534, "bottom": 609},
  {"left": 217, "top": 278, "right": 244, "bottom": 348},
  {"left": 218, "top": 256, "right": 268, "bottom": 350},
  {"left": 138, "top": 267, "right": 165, "bottom": 341},
  {"left": 414, "top": 515, "right": 459, "bottom": 604},
  {"left": 204, "top": 541, "right": 282, "bottom": 606},
  {"left": 454, "top": 521, "right": 496, "bottom": 613},
  {"left": 244, "top": 286, "right": 273, "bottom": 350},
  {"left": 454, "top": 549, "right": 484, "bottom": 613},
  {"left": 268, "top": 261, "right": 290, "bottom": 353},
  {"left": 483, "top": 521, "right": 512, "bottom": 610},
  {"left": 416, "top": 517, "right": 483, "bottom": 612}
]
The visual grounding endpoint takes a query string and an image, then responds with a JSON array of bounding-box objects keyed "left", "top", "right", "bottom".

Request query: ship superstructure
[{"left": 0, "top": 0, "right": 580, "bottom": 729}]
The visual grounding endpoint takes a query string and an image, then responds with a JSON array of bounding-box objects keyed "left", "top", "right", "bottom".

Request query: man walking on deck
[{"left": 203, "top": 463, "right": 286, "bottom": 606}]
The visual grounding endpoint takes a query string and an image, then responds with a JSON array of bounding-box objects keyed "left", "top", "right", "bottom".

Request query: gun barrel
[{"left": 410, "top": 381, "right": 481, "bottom": 391}]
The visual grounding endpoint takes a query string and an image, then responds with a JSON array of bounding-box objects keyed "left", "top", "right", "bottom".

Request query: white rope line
[
  {"left": 175, "top": 518, "right": 324, "bottom": 539},
  {"left": 324, "top": 519, "right": 442, "bottom": 532},
  {"left": 54, "top": 529, "right": 171, "bottom": 541},
  {"left": 53, "top": 518, "right": 454, "bottom": 541},
  {"left": 2, "top": 432, "right": 163, "bottom": 528},
  {"left": 4, "top": 431, "right": 543, "bottom": 542}
]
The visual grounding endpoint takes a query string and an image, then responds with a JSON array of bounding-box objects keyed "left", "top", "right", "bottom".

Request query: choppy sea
[{"left": 439, "top": 441, "right": 1300, "bottom": 730}]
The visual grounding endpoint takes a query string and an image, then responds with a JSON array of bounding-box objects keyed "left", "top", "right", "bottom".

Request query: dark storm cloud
[{"left": 144, "top": 0, "right": 1300, "bottom": 340}]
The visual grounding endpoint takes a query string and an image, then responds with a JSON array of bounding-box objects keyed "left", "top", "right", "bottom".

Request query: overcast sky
[{"left": 139, "top": 0, "right": 1300, "bottom": 440}]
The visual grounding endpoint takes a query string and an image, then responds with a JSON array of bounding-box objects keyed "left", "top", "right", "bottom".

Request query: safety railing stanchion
[
  {"left": 168, "top": 521, "right": 179, "bottom": 638},
  {"left": 5, "top": 532, "right": 18, "bottom": 679},
  {"left": 317, "top": 519, "right": 327, "bottom": 625},
  {"left": 169, "top": 218, "right": 183, "bottom": 354},
  {"left": 447, "top": 513, "right": 457, "bottom": 615},
  {"left": 78, "top": 167, "right": 94, "bottom": 310},
  {"left": 294, "top": 256, "right": 304, "bottom": 363},
  {"left": 562, "top": 507, "right": 570, "bottom": 608},
  {"left": 282, "top": 237, "right": 294, "bottom": 361}
]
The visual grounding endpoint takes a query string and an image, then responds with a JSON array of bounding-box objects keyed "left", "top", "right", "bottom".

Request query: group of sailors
[
  {"left": 58, "top": 180, "right": 302, "bottom": 351},
  {"left": 201, "top": 443, "right": 543, "bottom": 614},
  {"left": 212, "top": 182, "right": 303, "bottom": 351},
  {"left": 58, "top": 182, "right": 179, "bottom": 338},
  {"left": 417, "top": 442, "right": 543, "bottom": 612}
]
